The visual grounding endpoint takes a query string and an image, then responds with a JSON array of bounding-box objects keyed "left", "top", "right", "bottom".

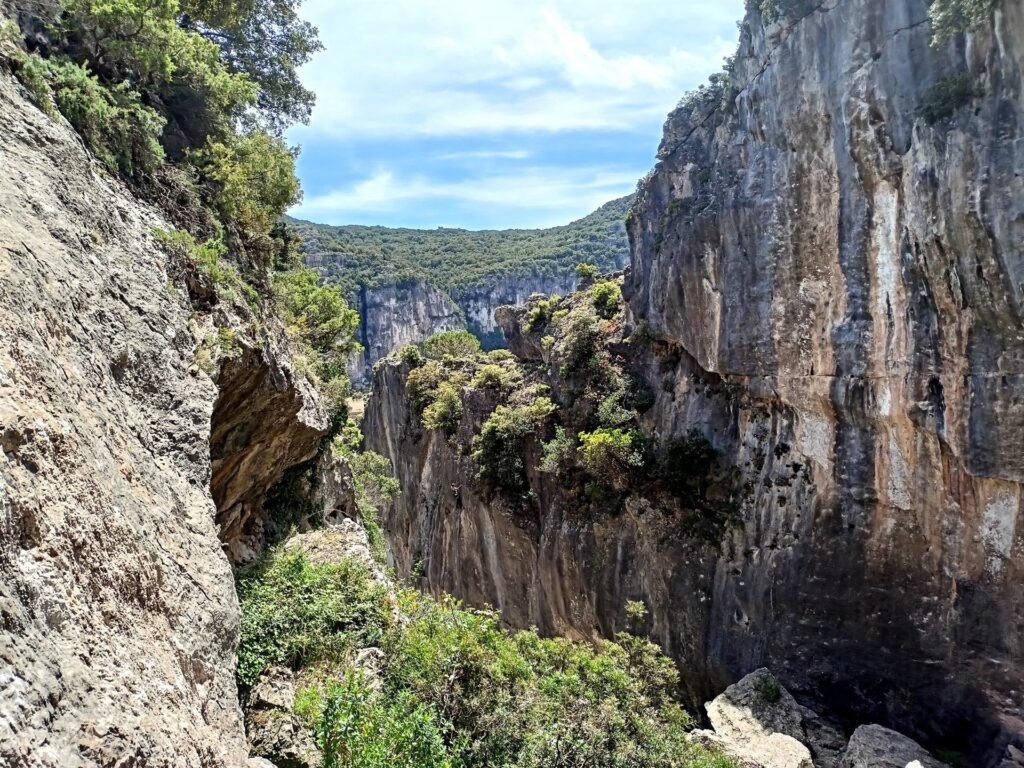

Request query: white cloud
[
  {"left": 434, "top": 149, "right": 532, "bottom": 160},
  {"left": 292, "top": 0, "right": 744, "bottom": 140},
  {"left": 293, "top": 166, "right": 639, "bottom": 226}
]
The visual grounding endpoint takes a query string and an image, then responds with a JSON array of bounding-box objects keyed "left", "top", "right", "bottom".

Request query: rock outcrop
[
  {"left": 346, "top": 280, "right": 465, "bottom": 383},
  {"left": 626, "top": 0, "right": 1024, "bottom": 757},
  {"left": 344, "top": 274, "right": 584, "bottom": 383},
  {"left": 694, "top": 670, "right": 949, "bottom": 768},
  {"left": 839, "top": 725, "right": 949, "bottom": 768},
  {"left": 0, "top": 71, "right": 247, "bottom": 765},
  {"left": 366, "top": 1, "right": 1024, "bottom": 763}
]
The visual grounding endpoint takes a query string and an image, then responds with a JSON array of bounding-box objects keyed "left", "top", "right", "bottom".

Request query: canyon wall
[
  {"left": 0, "top": 72, "right": 250, "bottom": 766},
  {"left": 345, "top": 274, "right": 583, "bottom": 383},
  {"left": 366, "top": 1, "right": 1024, "bottom": 764}
]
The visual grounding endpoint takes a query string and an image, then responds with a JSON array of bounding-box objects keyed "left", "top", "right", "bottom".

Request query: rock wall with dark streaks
[{"left": 366, "top": 1, "right": 1024, "bottom": 764}]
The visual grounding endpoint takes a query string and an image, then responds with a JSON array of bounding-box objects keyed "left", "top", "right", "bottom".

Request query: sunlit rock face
[
  {"left": 0, "top": 71, "right": 248, "bottom": 766},
  {"left": 627, "top": 0, "right": 1023, "bottom": 757},
  {"left": 368, "top": 1, "right": 1024, "bottom": 763},
  {"left": 346, "top": 274, "right": 581, "bottom": 383}
]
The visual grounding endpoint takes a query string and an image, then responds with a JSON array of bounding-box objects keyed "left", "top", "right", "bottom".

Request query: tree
[
  {"left": 180, "top": 0, "right": 323, "bottom": 134},
  {"left": 423, "top": 330, "right": 481, "bottom": 360}
]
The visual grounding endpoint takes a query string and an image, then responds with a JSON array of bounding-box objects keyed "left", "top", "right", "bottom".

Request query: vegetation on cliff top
[
  {"left": 1, "top": 0, "right": 363, "bottom": 408},
  {"left": 238, "top": 547, "right": 735, "bottom": 768},
  {"left": 288, "top": 195, "right": 632, "bottom": 296},
  {"left": 389, "top": 280, "right": 732, "bottom": 523}
]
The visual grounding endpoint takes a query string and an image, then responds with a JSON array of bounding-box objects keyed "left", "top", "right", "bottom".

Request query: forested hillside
[{"left": 290, "top": 194, "right": 632, "bottom": 296}]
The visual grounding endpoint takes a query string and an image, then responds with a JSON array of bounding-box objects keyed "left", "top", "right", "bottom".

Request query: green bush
[
  {"left": 239, "top": 553, "right": 736, "bottom": 768},
  {"left": 557, "top": 307, "right": 601, "bottom": 377},
  {"left": 421, "top": 382, "right": 463, "bottom": 435},
  {"left": 382, "top": 591, "right": 733, "bottom": 768},
  {"left": 917, "top": 73, "right": 979, "bottom": 124},
  {"left": 406, "top": 361, "right": 447, "bottom": 414},
  {"left": 296, "top": 672, "right": 450, "bottom": 768},
  {"left": 423, "top": 329, "right": 481, "bottom": 360},
  {"left": 472, "top": 397, "right": 556, "bottom": 489},
  {"left": 578, "top": 427, "right": 646, "bottom": 481},
  {"left": 235, "top": 549, "right": 391, "bottom": 689},
  {"left": 928, "top": 0, "right": 996, "bottom": 44},
  {"left": 575, "top": 262, "right": 599, "bottom": 281},
  {"left": 334, "top": 420, "right": 400, "bottom": 562},
  {"left": 470, "top": 363, "right": 520, "bottom": 392},
  {"left": 194, "top": 130, "right": 301, "bottom": 236},
  {"left": 26, "top": 57, "right": 167, "bottom": 179},
  {"left": 589, "top": 280, "right": 622, "bottom": 319},
  {"left": 398, "top": 344, "right": 423, "bottom": 366},
  {"left": 539, "top": 426, "right": 575, "bottom": 475}
]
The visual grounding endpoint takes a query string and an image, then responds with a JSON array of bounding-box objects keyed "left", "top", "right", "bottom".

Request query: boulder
[
  {"left": 698, "top": 669, "right": 845, "bottom": 768},
  {"left": 839, "top": 725, "right": 950, "bottom": 768}
]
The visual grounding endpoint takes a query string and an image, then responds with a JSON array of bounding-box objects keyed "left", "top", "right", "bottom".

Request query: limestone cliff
[
  {"left": 0, "top": 60, "right": 338, "bottom": 763},
  {"left": 344, "top": 274, "right": 585, "bottom": 383},
  {"left": 365, "top": 1, "right": 1024, "bottom": 764},
  {"left": 0, "top": 70, "right": 249, "bottom": 765},
  {"left": 346, "top": 280, "right": 465, "bottom": 383}
]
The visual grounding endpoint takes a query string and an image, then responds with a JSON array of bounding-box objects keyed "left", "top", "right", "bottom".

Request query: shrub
[
  {"left": 487, "top": 349, "right": 514, "bottom": 362},
  {"left": 421, "top": 382, "right": 463, "bottom": 435},
  {"left": 472, "top": 397, "right": 556, "bottom": 489},
  {"left": 296, "top": 672, "right": 449, "bottom": 768},
  {"left": 589, "top": 280, "right": 622, "bottom": 319},
  {"left": 235, "top": 549, "right": 391, "bottom": 689},
  {"left": 557, "top": 307, "right": 601, "bottom": 377},
  {"left": 578, "top": 427, "right": 646, "bottom": 481},
  {"left": 383, "top": 590, "right": 730, "bottom": 768},
  {"left": 527, "top": 297, "right": 558, "bottom": 331},
  {"left": 398, "top": 343, "right": 423, "bottom": 366},
  {"left": 423, "top": 329, "right": 481, "bottom": 360},
  {"left": 539, "top": 426, "right": 575, "bottom": 475},
  {"left": 194, "top": 130, "right": 301, "bottom": 236},
  {"left": 43, "top": 58, "right": 166, "bottom": 179},
  {"left": 928, "top": 0, "right": 996, "bottom": 44},
  {"left": 406, "top": 361, "right": 447, "bottom": 413},
  {"left": 575, "top": 261, "right": 599, "bottom": 281},
  {"left": 753, "top": 673, "right": 782, "bottom": 704},
  {"left": 597, "top": 388, "right": 638, "bottom": 428},
  {"left": 470, "top": 363, "right": 519, "bottom": 391},
  {"left": 239, "top": 554, "right": 736, "bottom": 768},
  {"left": 917, "top": 73, "right": 979, "bottom": 124}
]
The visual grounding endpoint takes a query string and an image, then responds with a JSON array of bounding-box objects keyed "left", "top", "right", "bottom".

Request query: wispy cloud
[
  {"left": 293, "top": 166, "right": 639, "bottom": 227},
  {"left": 292, "top": 0, "right": 742, "bottom": 140},
  {"left": 434, "top": 149, "right": 532, "bottom": 161},
  {"left": 288, "top": 0, "right": 745, "bottom": 228}
]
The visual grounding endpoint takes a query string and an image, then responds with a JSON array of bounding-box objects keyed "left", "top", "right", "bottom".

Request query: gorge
[{"left": 0, "top": 0, "right": 1022, "bottom": 766}]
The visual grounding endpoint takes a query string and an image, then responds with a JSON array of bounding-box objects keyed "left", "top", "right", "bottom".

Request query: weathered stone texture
[{"left": 0, "top": 72, "right": 247, "bottom": 766}]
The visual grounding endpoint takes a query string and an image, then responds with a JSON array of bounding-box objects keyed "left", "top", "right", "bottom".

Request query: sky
[{"left": 286, "top": 0, "right": 745, "bottom": 230}]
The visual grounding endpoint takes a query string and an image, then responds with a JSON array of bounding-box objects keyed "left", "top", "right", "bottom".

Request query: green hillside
[{"left": 289, "top": 194, "right": 633, "bottom": 296}]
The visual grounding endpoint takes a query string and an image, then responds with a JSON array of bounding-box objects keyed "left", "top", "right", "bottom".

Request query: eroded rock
[{"left": 839, "top": 725, "right": 950, "bottom": 768}]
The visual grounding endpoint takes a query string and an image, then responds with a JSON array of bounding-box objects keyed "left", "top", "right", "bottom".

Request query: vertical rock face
[
  {"left": 455, "top": 273, "right": 580, "bottom": 344},
  {"left": 210, "top": 344, "right": 329, "bottom": 563},
  {"left": 347, "top": 274, "right": 583, "bottom": 382},
  {"left": 626, "top": 0, "right": 1024, "bottom": 757},
  {"left": 347, "top": 281, "right": 465, "bottom": 382},
  {"left": 0, "top": 73, "right": 247, "bottom": 765},
  {"left": 367, "top": 1, "right": 1024, "bottom": 763}
]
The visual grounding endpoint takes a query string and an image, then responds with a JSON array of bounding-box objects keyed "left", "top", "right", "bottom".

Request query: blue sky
[{"left": 287, "top": 0, "right": 745, "bottom": 230}]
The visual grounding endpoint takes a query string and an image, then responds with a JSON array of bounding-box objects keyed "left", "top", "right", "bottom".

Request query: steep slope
[
  {"left": 365, "top": 0, "right": 1024, "bottom": 764},
  {"left": 626, "top": 0, "right": 1023, "bottom": 753},
  {"left": 0, "top": 71, "right": 248, "bottom": 766}
]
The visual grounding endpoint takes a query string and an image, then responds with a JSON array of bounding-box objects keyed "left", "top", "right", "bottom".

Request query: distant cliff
[{"left": 294, "top": 197, "right": 631, "bottom": 380}]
